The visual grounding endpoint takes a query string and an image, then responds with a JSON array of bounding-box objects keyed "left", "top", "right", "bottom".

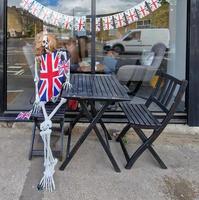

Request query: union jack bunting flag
[
  {"left": 38, "top": 50, "right": 67, "bottom": 102},
  {"left": 125, "top": 8, "right": 139, "bottom": 25},
  {"left": 96, "top": 17, "right": 101, "bottom": 32},
  {"left": 136, "top": 1, "right": 150, "bottom": 18},
  {"left": 41, "top": 7, "right": 53, "bottom": 24},
  {"left": 102, "top": 16, "right": 114, "bottom": 30},
  {"left": 147, "top": 0, "right": 161, "bottom": 12},
  {"left": 16, "top": 111, "right": 32, "bottom": 120},
  {"left": 51, "top": 11, "right": 62, "bottom": 27},
  {"left": 75, "top": 16, "right": 86, "bottom": 31},
  {"left": 20, "top": 0, "right": 34, "bottom": 10},
  {"left": 113, "top": 13, "right": 126, "bottom": 28},
  {"left": 63, "top": 15, "right": 73, "bottom": 30},
  {"left": 29, "top": 1, "right": 43, "bottom": 17}
]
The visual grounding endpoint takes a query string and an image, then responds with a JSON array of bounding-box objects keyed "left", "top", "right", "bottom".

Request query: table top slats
[
  {"left": 72, "top": 74, "right": 78, "bottom": 96},
  {"left": 93, "top": 76, "right": 103, "bottom": 97},
  {"left": 88, "top": 75, "right": 96, "bottom": 97},
  {"left": 62, "top": 74, "right": 130, "bottom": 101},
  {"left": 77, "top": 74, "right": 82, "bottom": 94},
  {"left": 70, "top": 74, "right": 75, "bottom": 94},
  {"left": 103, "top": 76, "right": 118, "bottom": 98},
  {"left": 85, "top": 74, "right": 92, "bottom": 97},
  {"left": 109, "top": 76, "right": 127, "bottom": 97},
  {"left": 99, "top": 76, "right": 110, "bottom": 97}
]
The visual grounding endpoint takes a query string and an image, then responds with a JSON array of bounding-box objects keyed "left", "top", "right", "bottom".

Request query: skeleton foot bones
[
  {"left": 37, "top": 121, "right": 58, "bottom": 192},
  {"left": 37, "top": 99, "right": 66, "bottom": 192}
]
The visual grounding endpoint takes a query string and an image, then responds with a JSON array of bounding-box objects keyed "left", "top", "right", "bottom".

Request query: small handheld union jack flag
[
  {"left": 38, "top": 50, "right": 69, "bottom": 102},
  {"left": 58, "top": 51, "right": 70, "bottom": 75},
  {"left": 16, "top": 111, "right": 32, "bottom": 120}
]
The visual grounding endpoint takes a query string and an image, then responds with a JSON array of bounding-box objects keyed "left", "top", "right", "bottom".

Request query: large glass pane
[
  {"left": 7, "top": 0, "right": 91, "bottom": 110},
  {"left": 96, "top": 0, "right": 187, "bottom": 112}
]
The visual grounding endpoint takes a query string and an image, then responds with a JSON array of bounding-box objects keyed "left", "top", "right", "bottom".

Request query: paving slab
[{"left": 0, "top": 123, "right": 199, "bottom": 200}]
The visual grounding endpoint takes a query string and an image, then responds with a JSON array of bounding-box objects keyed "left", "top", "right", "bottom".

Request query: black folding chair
[{"left": 116, "top": 72, "right": 188, "bottom": 169}]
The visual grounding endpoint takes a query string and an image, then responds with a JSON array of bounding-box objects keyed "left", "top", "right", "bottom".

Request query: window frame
[{"left": 0, "top": 0, "right": 194, "bottom": 125}]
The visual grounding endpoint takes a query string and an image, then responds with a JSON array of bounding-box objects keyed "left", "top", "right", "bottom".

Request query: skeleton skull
[{"left": 42, "top": 35, "right": 49, "bottom": 51}]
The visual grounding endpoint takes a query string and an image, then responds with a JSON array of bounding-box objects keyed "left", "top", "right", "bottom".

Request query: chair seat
[
  {"left": 120, "top": 102, "right": 161, "bottom": 129},
  {"left": 31, "top": 102, "right": 66, "bottom": 120}
]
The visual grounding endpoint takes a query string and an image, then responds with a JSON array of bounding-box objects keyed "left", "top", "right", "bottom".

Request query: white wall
[{"left": 167, "top": 0, "right": 187, "bottom": 80}]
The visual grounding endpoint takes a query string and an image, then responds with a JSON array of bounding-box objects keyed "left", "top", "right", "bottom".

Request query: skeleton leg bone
[{"left": 38, "top": 98, "right": 66, "bottom": 192}]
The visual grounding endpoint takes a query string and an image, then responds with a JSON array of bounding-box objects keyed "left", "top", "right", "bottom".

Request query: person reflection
[
  {"left": 96, "top": 49, "right": 118, "bottom": 74},
  {"left": 65, "top": 38, "right": 81, "bottom": 72}
]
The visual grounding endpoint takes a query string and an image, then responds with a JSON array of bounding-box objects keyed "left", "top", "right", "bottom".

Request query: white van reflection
[{"left": 103, "top": 28, "right": 170, "bottom": 54}]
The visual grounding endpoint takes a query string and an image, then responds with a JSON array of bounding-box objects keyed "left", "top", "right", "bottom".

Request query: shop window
[
  {"left": 97, "top": 0, "right": 187, "bottom": 112},
  {"left": 7, "top": 0, "right": 91, "bottom": 110},
  {"left": 6, "top": 0, "right": 187, "bottom": 113}
]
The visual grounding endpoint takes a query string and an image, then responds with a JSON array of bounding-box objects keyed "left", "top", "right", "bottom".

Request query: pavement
[{"left": 0, "top": 122, "right": 199, "bottom": 200}]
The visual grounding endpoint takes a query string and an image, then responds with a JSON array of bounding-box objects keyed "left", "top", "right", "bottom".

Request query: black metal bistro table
[{"left": 60, "top": 73, "right": 130, "bottom": 172}]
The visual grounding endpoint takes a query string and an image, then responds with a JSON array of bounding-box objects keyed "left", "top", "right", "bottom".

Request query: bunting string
[{"left": 20, "top": 0, "right": 162, "bottom": 31}]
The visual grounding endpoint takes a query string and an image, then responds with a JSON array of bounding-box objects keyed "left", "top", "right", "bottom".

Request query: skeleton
[{"left": 33, "top": 33, "right": 71, "bottom": 192}]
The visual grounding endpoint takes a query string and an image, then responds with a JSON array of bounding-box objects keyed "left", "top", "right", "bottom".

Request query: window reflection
[
  {"left": 6, "top": 0, "right": 187, "bottom": 112},
  {"left": 96, "top": 0, "right": 186, "bottom": 112},
  {"left": 7, "top": 1, "right": 91, "bottom": 110}
]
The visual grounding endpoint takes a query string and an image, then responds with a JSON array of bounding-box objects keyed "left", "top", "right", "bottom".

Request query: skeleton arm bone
[
  {"left": 33, "top": 57, "right": 41, "bottom": 113},
  {"left": 34, "top": 57, "right": 40, "bottom": 100},
  {"left": 49, "top": 98, "right": 66, "bottom": 120}
]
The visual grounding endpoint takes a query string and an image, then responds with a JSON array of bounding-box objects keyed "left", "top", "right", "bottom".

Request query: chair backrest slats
[
  {"left": 151, "top": 97, "right": 169, "bottom": 113},
  {"left": 157, "top": 78, "right": 169, "bottom": 102},
  {"left": 161, "top": 80, "right": 187, "bottom": 129},
  {"left": 160, "top": 79, "right": 173, "bottom": 104},
  {"left": 164, "top": 82, "right": 177, "bottom": 107},
  {"left": 145, "top": 72, "right": 188, "bottom": 126}
]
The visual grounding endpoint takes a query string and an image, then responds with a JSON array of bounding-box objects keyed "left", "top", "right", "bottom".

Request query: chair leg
[
  {"left": 29, "top": 120, "right": 37, "bottom": 160},
  {"left": 118, "top": 138, "right": 130, "bottom": 162},
  {"left": 125, "top": 128, "right": 167, "bottom": 169},
  {"left": 134, "top": 128, "right": 167, "bottom": 169},
  {"left": 66, "top": 126, "right": 72, "bottom": 158},
  {"left": 116, "top": 123, "right": 131, "bottom": 142},
  {"left": 116, "top": 124, "right": 131, "bottom": 162},
  {"left": 125, "top": 140, "right": 149, "bottom": 169},
  {"left": 59, "top": 119, "right": 65, "bottom": 161}
]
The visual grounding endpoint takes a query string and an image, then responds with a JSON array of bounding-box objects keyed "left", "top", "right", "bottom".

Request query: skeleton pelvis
[{"left": 40, "top": 120, "right": 52, "bottom": 131}]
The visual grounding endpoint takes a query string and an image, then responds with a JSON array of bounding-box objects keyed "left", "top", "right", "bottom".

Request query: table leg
[
  {"left": 60, "top": 101, "right": 109, "bottom": 171},
  {"left": 90, "top": 101, "right": 112, "bottom": 140},
  {"left": 80, "top": 101, "right": 120, "bottom": 172},
  {"left": 60, "top": 101, "right": 121, "bottom": 172}
]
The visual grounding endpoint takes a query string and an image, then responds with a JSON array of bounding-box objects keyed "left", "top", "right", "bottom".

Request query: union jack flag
[
  {"left": 137, "top": 2, "right": 150, "bottom": 18},
  {"left": 38, "top": 50, "right": 66, "bottom": 102},
  {"left": 147, "top": 0, "right": 161, "bottom": 12},
  {"left": 20, "top": 0, "right": 34, "bottom": 10},
  {"left": 75, "top": 16, "right": 86, "bottom": 31},
  {"left": 96, "top": 17, "right": 101, "bottom": 32},
  {"left": 16, "top": 111, "right": 32, "bottom": 120},
  {"left": 102, "top": 16, "right": 114, "bottom": 30},
  {"left": 113, "top": 13, "right": 126, "bottom": 28},
  {"left": 125, "top": 8, "right": 138, "bottom": 24},
  {"left": 58, "top": 51, "right": 70, "bottom": 75}
]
